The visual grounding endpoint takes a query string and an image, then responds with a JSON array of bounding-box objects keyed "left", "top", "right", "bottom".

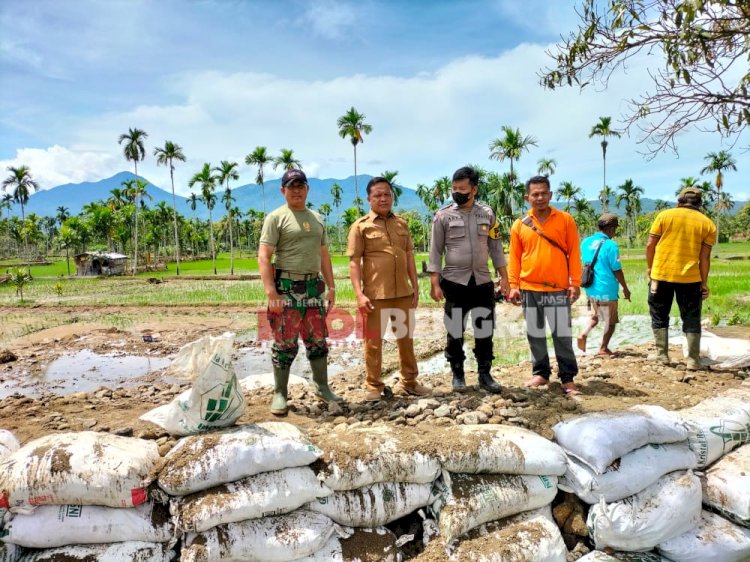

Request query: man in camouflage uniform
[
  {"left": 428, "top": 166, "right": 508, "bottom": 393},
  {"left": 259, "top": 169, "right": 342, "bottom": 415}
]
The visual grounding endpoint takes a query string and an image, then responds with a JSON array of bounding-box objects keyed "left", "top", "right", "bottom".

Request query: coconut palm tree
[
  {"left": 537, "top": 158, "right": 557, "bottom": 177},
  {"left": 329, "top": 182, "right": 343, "bottom": 252},
  {"left": 187, "top": 193, "right": 200, "bottom": 213},
  {"left": 598, "top": 185, "right": 614, "bottom": 213},
  {"left": 319, "top": 203, "right": 332, "bottom": 228},
  {"left": 1, "top": 193, "right": 12, "bottom": 219},
  {"left": 55, "top": 206, "right": 70, "bottom": 227},
  {"left": 432, "top": 176, "right": 452, "bottom": 205},
  {"left": 488, "top": 126, "right": 538, "bottom": 181},
  {"left": 273, "top": 149, "right": 302, "bottom": 172},
  {"left": 2, "top": 165, "right": 38, "bottom": 223},
  {"left": 615, "top": 179, "right": 644, "bottom": 247},
  {"left": 245, "top": 146, "right": 272, "bottom": 214},
  {"left": 154, "top": 140, "right": 186, "bottom": 275},
  {"left": 337, "top": 107, "right": 373, "bottom": 215},
  {"left": 118, "top": 127, "right": 148, "bottom": 273},
  {"left": 556, "top": 181, "right": 582, "bottom": 213},
  {"left": 221, "top": 186, "right": 237, "bottom": 275},
  {"left": 589, "top": 117, "right": 621, "bottom": 191},
  {"left": 701, "top": 150, "right": 737, "bottom": 254},
  {"left": 380, "top": 170, "right": 402, "bottom": 205},
  {"left": 189, "top": 163, "right": 218, "bottom": 274}
]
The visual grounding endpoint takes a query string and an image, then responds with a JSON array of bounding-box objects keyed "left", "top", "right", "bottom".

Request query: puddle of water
[
  {"left": 233, "top": 346, "right": 360, "bottom": 380},
  {"left": 0, "top": 351, "right": 172, "bottom": 399}
]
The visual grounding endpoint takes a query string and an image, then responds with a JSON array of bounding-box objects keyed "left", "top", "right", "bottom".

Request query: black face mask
[{"left": 452, "top": 192, "right": 471, "bottom": 205}]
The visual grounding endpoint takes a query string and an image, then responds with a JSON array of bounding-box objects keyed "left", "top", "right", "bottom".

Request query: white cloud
[
  {"left": 9, "top": 43, "right": 748, "bottom": 201},
  {"left": 0, "top": 146, "right": 119, "bottom": 189}
]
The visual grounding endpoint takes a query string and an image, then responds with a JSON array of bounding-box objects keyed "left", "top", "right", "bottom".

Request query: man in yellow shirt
[
  {"left": 508, "top": 176, "right": 582, "bottom": 395},
  {"left": 646, "top": 187, "right": 716, "bottom": 370}
]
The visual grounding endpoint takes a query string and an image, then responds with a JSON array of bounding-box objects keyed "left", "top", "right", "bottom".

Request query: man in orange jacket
[{"left": 507, "top": 175, "right": 582, "bottom": 395}]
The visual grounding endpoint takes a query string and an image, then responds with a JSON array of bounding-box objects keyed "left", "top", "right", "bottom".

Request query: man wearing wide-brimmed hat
[
  {"left": 646, "top": 187, "right": 716, "bottom": 370},
  {"left": 259, "top": 169, "right": 342, "bottom": 415},
  {"left": 577, "top": 213, "right": 631, "bottom": 356}
]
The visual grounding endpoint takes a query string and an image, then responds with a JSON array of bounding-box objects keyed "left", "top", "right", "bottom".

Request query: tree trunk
[
  {"left": 170, "top": 165, "right": 181, "bottom": 275},
  {"left": 229, "top": 215, "right": 234, "bottom": 276},
  {"left": 208, "top": 209, "right": 216, "bottom": 275},
  {"left": 353, "top": 144, "right": 360, "bottom": 215}
]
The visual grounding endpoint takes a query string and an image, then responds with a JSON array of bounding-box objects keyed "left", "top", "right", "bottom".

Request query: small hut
[{"left": 74, "top": 252, "right": 129, "bottom": 277}]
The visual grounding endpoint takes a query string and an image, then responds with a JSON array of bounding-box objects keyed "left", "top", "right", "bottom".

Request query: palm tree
[
  {"left": 573, "top": 197, "right": 596, "bottom": 236},
  {"left": 488, "top": 126, "right": 538, "bottom": 181},
  {"left": 380, "top": 170, "right": 402, "bottom": 205},
  {"left": 245, "top": 146, "right": 272, "bottom": 215},
  {"left": 598, "top": 185, "right": 614, "bottom": 213},
  {"left": 556, "top": 181, "right": 582, "bottom": 213},
  {"left": 337, "top": 107, "right": 373, "bottom": 215},
  {"left": 222, "top": 187, "right": 237, "bottom": 275},
  {"left": 319, "top": 203, "right": 332, "bottom": 226},
  {"left": 118, "top": 127, "right": 148, "bottom": 273},
  {"left": 154, "top": 140, "right": 186, "bottom": 275},
  {"left": 55, "top": 206, "right": 70, "bottom": 227},
  {"left": 654, "top": 200, "right": 671, "bottom": 211},
  {"left": 537, "top": 158, "right": 557, "bottom": 177},
  {"left": 432, "top": 176, "right": 452, "bottom": 205},
  {"left": 187, "top": 193, "right": 200, "bottom": 213},
  {"left": 273, "top": 149, "right": 302, "bottom": 171},
  {"left": 615, "top": 179, "right": 644, "bottom": 247},
  {"left": 189, "top": 163, "right": 218, "bottom": 274},
  {"left": 2, "top": 165, "right": 38, "bottom": 223},
  {"left": 1, "top": 193, "right": 12, "bottom": 218},
  {"left": 330, "top": 182, "right": 343, "bottom": 252},
  {"left": 589, "top": 116, "right": 621, "bottom": 191},
  {"left": 701, "top": 150, "right": 737, "bottom": 254},
  {"left": 484, "top": 172, "right": 525, "bottom": 228}
]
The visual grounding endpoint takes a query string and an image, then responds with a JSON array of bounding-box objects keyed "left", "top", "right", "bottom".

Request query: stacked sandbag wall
[{"left": 0, "top": 431, "right": 174, "bottom": 561}]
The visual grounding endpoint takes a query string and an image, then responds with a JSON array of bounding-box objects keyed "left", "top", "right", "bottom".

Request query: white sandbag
[
  {"left": 0, "top": 544, "right": 20, "bottom": 562},
  {"left": 0, "top": 432, "right": 159, "bottom": 511},
  {"left": 0, "top": 431, "right": 19, "bottom": 461},
  {"left": 450, "top": 506, "right": 567, "bottom": 562},
  {"left": 313, "top": 425, "right": 441, "bottom": 491},
  {"left": 553, "top": 405, "right": 688, "bottom": 474},
  {"left": 306, "top": 482, "right": 432, "bottom": 527},
  {"left": 559, "top": 442, "right": 697, "bottom": 504},
  {"left": 434, "top": 424, "right": 568, "bottom": 476},
  {"left": 432, "top": 471, "right": 558, "bottom": 543},
  {"left": 140, "top": 333, "right": 245, "bottom": 436},
  {"left": 680, "top": 331, "right": 750, "bottom": 363},
  {"left": 16, "top": 541, "right": 174, "bottom": 561},
  {"left": 701, "top": 443, "right": 750, "bottom": 526},
  {"left": 658, "top": 510, "right": 750, "bottom": 562},
  {"left": 181, "top": 509, "right": 333, "bottom": 562},
  {"left": 1, "top": 502, "right": 173, "bottom": 548},
  {"left": 576, "top": 552, "right": 666, "bottom": 561},
  {"left": 158, "top": 422, "right": 322, "bottom": 496},
  {"left": 295, "top": 527, "right": 401, "bottom": 562},
  {"left": 173, "top": 466, "right": 332, "bottom": 533},
  {"left": 587, "top": 471, "right": 702, "bottom": 552},
  {"left": 678, "top": 389, "right": 750, "bottom": 469}
]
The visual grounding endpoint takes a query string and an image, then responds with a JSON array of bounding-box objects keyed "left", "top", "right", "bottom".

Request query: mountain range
[{"left": 8, "top": 171, "right": 746, "bottom": 221}]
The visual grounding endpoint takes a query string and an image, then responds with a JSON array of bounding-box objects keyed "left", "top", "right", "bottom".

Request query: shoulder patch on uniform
[{"left": 489, "top": 219, "right": 502, "bottom": 240}]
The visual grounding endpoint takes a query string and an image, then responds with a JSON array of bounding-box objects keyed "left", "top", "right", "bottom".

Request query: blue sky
[{"left": 1, "top": 0, "right": 747, "bottom": 202}]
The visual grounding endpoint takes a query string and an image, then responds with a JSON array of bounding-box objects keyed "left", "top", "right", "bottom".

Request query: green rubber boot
[
  {"left": 270, "top": 365, "right": 290, "bottom": 416},
  {"left": 685, "top": 332, "right": 703, "bottom": 371},
  {"left": 310, "top": 356, "right": 342, "bottom": 402},
  {"left": 648, "top": 328, "right": 670, "bottom": 365}
]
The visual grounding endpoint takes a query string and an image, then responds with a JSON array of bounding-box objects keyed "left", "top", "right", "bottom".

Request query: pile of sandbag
[
  {"left": 0, "top": 430, "right": 19, "bottom": 562},
  {"left": 428, "top": 424, "right": 569, "bottom": 561},
  {"left": 0, "top": 431, "right": 174, "bottom": 561},
  {"left": 554, "top": 405, "right": 702, "bottom": 553},
  {"left": 163, "top": 422, "right": 342, "bottom": 562}
]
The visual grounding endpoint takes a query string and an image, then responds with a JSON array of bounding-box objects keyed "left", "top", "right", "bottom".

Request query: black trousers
[
  {"left": 440, "top": 276, "right": 495, "bottom": 366},
  {"left": 522, "top": 290, "right": 578, "bottom": 383},
  {"left": 648, "top": 280, "right": 702, "bottom": 333}
]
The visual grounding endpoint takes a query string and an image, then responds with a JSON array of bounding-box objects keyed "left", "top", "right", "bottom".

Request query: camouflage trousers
[{"left": 268, "top": 277, "right": 328, "bottom": 368}]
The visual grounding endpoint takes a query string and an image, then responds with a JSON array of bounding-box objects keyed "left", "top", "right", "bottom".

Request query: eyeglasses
[{"left": 284, "top": 181, "right": 308, "bottom": 190}]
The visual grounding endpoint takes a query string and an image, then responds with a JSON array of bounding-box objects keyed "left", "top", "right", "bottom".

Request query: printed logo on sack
[
  {"left": 65, "top": 505, "right": 83, "bottom": 517},
  {"left": 709, "top": 419, "right": 750, "bottom": 451},
  {"left": 201, "top": 375, "right": 244, "bottom": 423}
]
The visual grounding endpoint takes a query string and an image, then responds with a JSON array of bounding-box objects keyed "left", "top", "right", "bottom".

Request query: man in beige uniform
[
  {"left": 259, "top": 169, "right": 341, "bottom": 415},
  {"left": 348, "top": 176, "right": 431, "bottom": 401}
]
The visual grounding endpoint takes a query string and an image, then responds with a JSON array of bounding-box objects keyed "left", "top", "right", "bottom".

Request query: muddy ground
[{"left": 1, "top": 304, "right": 748, "bottom": 445}]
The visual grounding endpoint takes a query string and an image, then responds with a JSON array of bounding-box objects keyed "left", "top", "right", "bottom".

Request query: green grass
[{"left": 2, "top": 249, "right": 749, "bottom": 325}]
